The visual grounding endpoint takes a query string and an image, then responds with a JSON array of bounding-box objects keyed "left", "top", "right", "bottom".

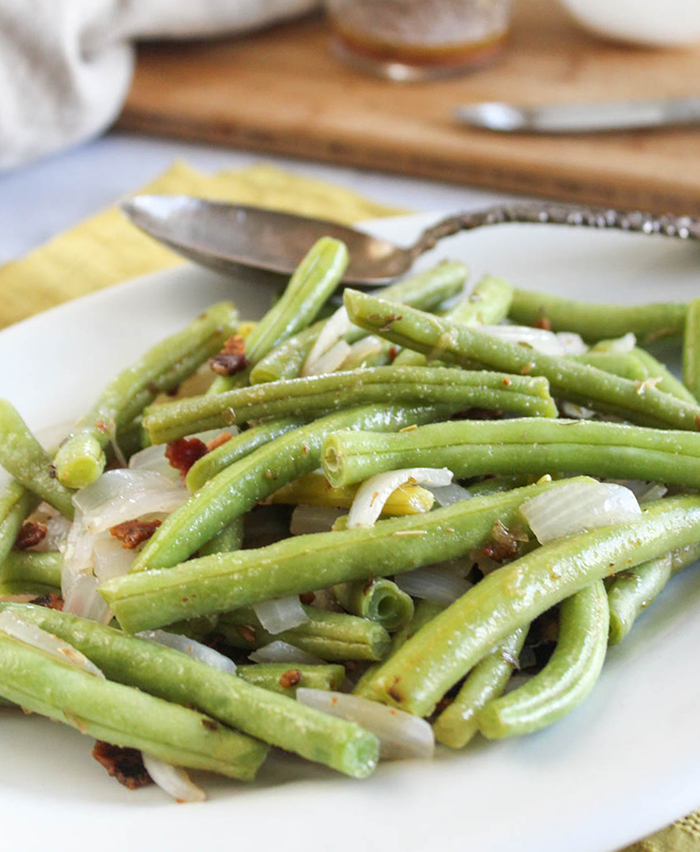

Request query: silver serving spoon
[{"left": 121, "top": 195, "right": 700, "bottom": 287}]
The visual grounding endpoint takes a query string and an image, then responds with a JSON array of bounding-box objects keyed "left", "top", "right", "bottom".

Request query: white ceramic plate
[{"left": 1, "top": 214, "right": 700, "bottom": 852}]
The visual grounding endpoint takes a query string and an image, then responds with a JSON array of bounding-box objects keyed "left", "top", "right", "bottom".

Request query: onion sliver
[
  {"left": 253, "top": 596, "right": 308, "bottom": 635},
  {"left": 302, "top": 306, "right": 354, "bottom": 374},
  {"left": 63, "top": 573, "right": 112, "bottom": 624},
  {"left": 141, "top": 754, "right": 206, "bottom": 803},
  {"left": 0, "top": 612, "right": 104, "bottom": 677},
  {"left": 520, "top": 481, "right": 642, "bottom": 545},
  {"left": 480, "top": 325, "right": 567, "bottom": 355},
  {"left": 302, "top": 340, "right": 352, "bottom": 377},
  {"left": 427, "top": 482, "right": 472, "bottom": 508},
  {"left": 137, "top": 629, "right": 236, "bottom": 674},
  {"left": 92, "top": 537, "right": 136, "bottom": 582},
  {"left": 395, "top": 564, "right": 472, "bottom": 606},
  {"left": 348, "top": 468, "right": 453, "bottom": 529},
  {"left": 73, "top": 470, "right": 188, "bottom": 533},
  {"left": 599, "top": 332, "right": 637, "bottom": 353},
  {"left": 342, "top": 335, "right": 385, "bottom": 367},
  {"left": 296, "top": 688, "right": 434, "bottom": 760},
  {"left": 556, "top": 332, "right": 588, "bottom": 355},
  {"left": 249, "top": 641, "right": 324, "bottom": 665}
]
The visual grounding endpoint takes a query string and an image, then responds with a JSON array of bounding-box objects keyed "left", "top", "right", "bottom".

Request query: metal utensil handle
[{"left": 409, "top": 203, "right": 700, "bottom": 260}]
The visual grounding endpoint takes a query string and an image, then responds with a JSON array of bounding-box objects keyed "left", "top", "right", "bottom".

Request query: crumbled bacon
[
  {"left": 533, "top": 316, "right": 552, "bottom": 331},
  {"left": 92, "top": 741, "right": 152, "bottom": 790},
  {"left": 165, "top": 437, "right": 208, "bottom": 476},
  {"left": 481, "top": 520, "right": 522, "bottom": 562},
  {"left": 14, "top": 521, "right": 47, "bottom": 550},
  {"left": 29, "top": 592, "right": 64, "bottom": 611},
  {"left": 206, "top": 432, "right": 233, "bottom": 452},
  {"left": 209, "top": 335, "right": 248, "bottom": 376},
  {"left": 299, "top": 592, "right": 315, "bottom": 605},
  {"left": 279, "top": 669, "right": 302, "bottom": 689},
  {"left": 109, "top": 519, "right": 162, "bottom": 549}
]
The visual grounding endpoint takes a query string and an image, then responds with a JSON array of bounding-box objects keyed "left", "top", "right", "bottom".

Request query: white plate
[{"left": 1, "top": 214, "right": 700, "bottom": 852}]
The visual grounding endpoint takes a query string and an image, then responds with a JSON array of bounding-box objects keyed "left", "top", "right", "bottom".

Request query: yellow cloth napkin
[
  {"left": 0, "top": 159, "right": 694, "bottom": 852},
  {"left": 0, "top": 161, "right": 405, "bottom": 328}
]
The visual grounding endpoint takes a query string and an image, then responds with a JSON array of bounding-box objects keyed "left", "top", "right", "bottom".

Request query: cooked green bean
[
  {"left": 334, "top": 578, "right": 414, "bottom": 632},
  {"left": 131, "top": 404, "right": 454, "bottom": 573},
  {"left": 101, "top": 478, "right": 587, "bottom": 632},
  {"left": 209, "top": 237, "right": 348, "bottom": 394},
  {"left": 633, "top": 347, "right": 698, "bottom": 404},
  {"left": 236, "top": 663, "right": 345, "bottom": 696},
  {"left": 186, "top": 418, "right": 306, "bottom": 492},
  {"left": 0, "top": 401, "right": 75, "bottom": 517},
  {"left": 322, "top": 418, "right": 700, "bottom": 490},
  {"left": 218, "top": 605, "right": 391, "bottom": 661},
  {"left": 343, "top": 289, "right": 700, "bottom": 431},
  {"left": 143, "top": 367, "right": 556, "bottom": 445},
  {"left": 0, "top": 629, "right": 267, "bottom": 780},
  {"left": 198, "top": 516, "right": 245, "bottom": 556},
  {"left": 508, "top": 288, "right": 686, "bottom": 344},
  {"left": 607, "top": 542, "right": 700, "bottom": 645},
  {"left": 0, "top": 551, "right": 62, "bottom": 596},
  {"left": 249, "top": 260, "right": 469, "bottom": 385},
  {"left": 0, "top": 482, "right": 40, "bottom": 568},
  {"left": 355, "top": 495, "right": 700, "bottom": 716},
  {"left": 433, "top": 626, "right": 527, "bottom": 748},
  {"left": 683, "top": 297, "right": 700, "bottom": 401},
  {"left": 0, "top": 603, "right": 378, "bottom": 778},
  {"left": 568, "top": 352, "right": 649, "bottom": 382},
  {"left": 479, "top": 580, "right": 609, "bottom": 739},
  {"left": 340, "top": 338, "right": 395, "bottom": 371},
  {"left": 52, "top": 301, "right": 239, "bottom": 489}
]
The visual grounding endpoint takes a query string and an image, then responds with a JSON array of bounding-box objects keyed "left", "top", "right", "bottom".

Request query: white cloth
[{"left": 0, "top": 0, "right": 320, "bottom": 171}]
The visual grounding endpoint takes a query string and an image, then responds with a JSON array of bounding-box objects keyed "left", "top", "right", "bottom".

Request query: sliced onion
[
  {"left": 63, "top": 572, "right": 113, "bottom": 624},
  {"left": 44, "top": 514, "right": 73, "bottom": 552},
  {"left": 620, "top": 480, "right": 668, "bottom": 504},
  {"left": 302, "top": 306, "right": 354, "bottom": 374},
  {"left": 137, "top": 629, "right": 236, "bottom": 674},
  {"left": 253, "top": 596, "right": 308, "bottom": 635},
  {"left": 296, "top": 688, "right": 434, "bottom": 760},
  {"left": 302, "top": 340, "right": 352, "bottom": 377},
  {"left": 342, "top": 335, "right": 385, "bottom": 368},
  {"left": 72, "top": 470, "right": 188, "bottom": 533},
  {"left": 348, "top": 468, "right": 453, "bottom": 529},
  {"left": 561, "top": 401, "right": 596, "bottom": 420},
  {"left": 141, "top": 754, "right": 206, "bottom": 803},
  {"left": 395, "top": 564, "right": 472, "bottom": 606},
  {"left": 128, "top": 445, "right": 182, "bottom": 483},
  {"left": 480, "top": 325, "right": 567, "bottom": 355},
  {"left": 520, "top": 481, "right": 642, "bottom": 544},
  {"left": 0, "top": 612, "right": 104, "bottom": 677},
  {"left": 599, "top": 332, "right": 637, "bottom": 353},
  {"left": 290, "top": 505, "right": 344, "bottom": 535},
  {"left": 427, "top": 482, "right": 473, "bottom": 507},
  {"left": 92, "top": 537, "right": 136, "bottom": 582},
  {"left": 556, "top": 332, "right": 588, "bottom": 356},
  {"left": 249, "top": 641, "right": 324, "bottom": 665}
]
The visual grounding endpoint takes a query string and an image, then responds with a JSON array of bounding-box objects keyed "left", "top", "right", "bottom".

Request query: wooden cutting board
[{"left": 118, "top": 0, "right": 700, "bottom": 214}]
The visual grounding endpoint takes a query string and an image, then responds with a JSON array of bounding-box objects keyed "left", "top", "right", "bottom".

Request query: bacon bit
[
  {"left": 330, "top": 696, "right": 339, "bottom": 706},
  {"left": 378, "top": 314, "right": 403, "bottom": 332},
  {"left": 29, "top": 592, "right": 64, "bottom": 611},
  {"left": 209, "top": 335, "right": 248, "bottom": 376},
  {"left": 95, "top": 419, "right": 111, "bottom": 435},
  {"left": 92, "top": 741, "right": 152, "bottom": 790},
  {"left": 14, "top": 521, "right": 47, "bottom": 550},
  {"left": 299, "top": 592, "right": 316, "bottom": 605},
  {"left": 238, "top": 625, "right": 257, "bottom": 643},
  {"left": 533, "top": 316, "right": 552, "bottom": 331},
  {"left": 481, "top": 520, "right": 520, "bottom": 561},
  {"left": 503, "top": 376, "right": 512, "bottom": 387},
  {"left": 165, "top": 437, "right": 208, "bottom": 477},
  {"left": 109, "top": 519, "right": 162, "bottom": 549},
  {"left": 279, "top": 669, "right": 302, "bottom": 689},
  {"left": 206, "top": 432, "right": 233, "bottom": 452},
  {"left": 388, "top": 346, "right": 399, "bottom": 362}
]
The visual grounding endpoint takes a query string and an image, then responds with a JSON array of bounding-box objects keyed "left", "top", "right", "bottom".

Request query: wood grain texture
[{"left": 118, "top": 0, "right": 700, "bottom": 214}]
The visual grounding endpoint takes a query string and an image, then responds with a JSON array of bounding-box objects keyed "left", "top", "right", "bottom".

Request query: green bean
[
  {"left": 143, "top": 366, "right": 556, "bottom": 445},
  {"left": 355, "top": 495, "right": 700, "bottom": 716},
  {"left": 0, "top": 629, "right": 267, "bottom": 780},
  {"left": 186, "top": 418, "right": 306, "bottom": 492},
  {"left": 131, "top": 404, "right": 453, "bottom": 573},
  {"left": 607, "top": 542, "right": 700, "bottom": 645},
  {"left": 568, "top": 352, "right": 650, "bottom": 382},
  {"left": 334, "top": 578, "right": 414, "bottom": 633},
  {"left": 0, "top": 603, "right": 378, "bottom": 778},
  {"left": 0, "top": 482, "right": 40, "bottom": 568},
  {"left": 508, "top": 288, "right": 686, "bottom": 344},
  {"left": 479, "top": 580, "right": 609, "bottom": 738},
  {"left": 101, "top": 478, "right": 589, "bottom": 632},
  {"left": 343, "top": 289, "right": 700, "bottom": 431},
  {"left": 209, "top": 237, "right": 348, "bottom": 394},
  {"left": 52, "top": 302, "right": 239, "bottom": 489},
  {"left": 218, "top": 605, "right": 392, "bottom": 661},
  {"left": 633, "top": 347, "right": 698, "bottom": 404},
  {"left": 322, "top": 418, "right": 700, "bottom": 490},
  {"left": 0, "top": 551, "right": 62, "bottom": 596},
  {"left": 394, "top": 274, "right": 512, "bottom": 367},
  {"left": 198, "top": 516, "right": 245, "bottom": 556},
  {"left": 235, "top": 663, "right": 345, "bottom": 696},
  {"left": 433, "top": 626, "right": 527, "bottom": 748},
  {"left": 683, "top": 297, "right": 700, "bottom": 401},
  {"left": 0, "top": 401, "right": 75, "bottom": 517},
  {"left": 250, "top": 260, "right": 469, "bottom": 385}
]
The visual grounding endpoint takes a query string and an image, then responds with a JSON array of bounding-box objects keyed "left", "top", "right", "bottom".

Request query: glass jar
[{"left": 325, "top": 0, "right": 513, "bottom": 82}]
